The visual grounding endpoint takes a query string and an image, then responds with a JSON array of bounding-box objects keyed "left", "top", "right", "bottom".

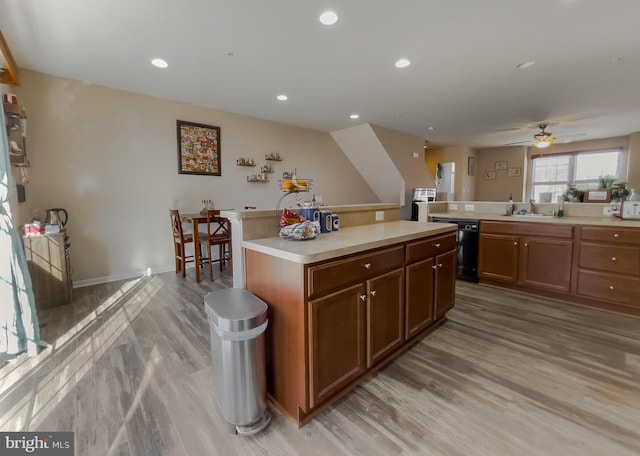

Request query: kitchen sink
[{"left": 511, "top": 213, "right": 554, "bottom": 218}]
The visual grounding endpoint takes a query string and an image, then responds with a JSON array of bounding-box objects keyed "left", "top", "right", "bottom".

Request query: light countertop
[
  {"left": 428, "top": 212, "right": 640, "bottom": 228},
  {"left": 242, "top": 221, "right": 456, "bottom": 264}
]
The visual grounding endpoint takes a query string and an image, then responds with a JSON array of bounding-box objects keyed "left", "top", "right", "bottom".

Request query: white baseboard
[{"left": 73, "top": 265, "right": 176, "bottom": 288}]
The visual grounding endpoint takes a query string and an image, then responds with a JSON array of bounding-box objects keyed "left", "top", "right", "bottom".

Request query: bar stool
[{"left": 202, "top": 209, "right": 232, "bottom": 281}]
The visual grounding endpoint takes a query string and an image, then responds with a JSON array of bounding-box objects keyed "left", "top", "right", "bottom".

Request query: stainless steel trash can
[{"left": 204, "top": 288, "right": 271, "bottom": 436}]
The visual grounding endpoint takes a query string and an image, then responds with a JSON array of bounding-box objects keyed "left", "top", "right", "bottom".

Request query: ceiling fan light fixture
[
  {"left": 532, "top": 124, "right": 556, "bottom": 148},
  {"left": 533, "top": 137, "right": 555, "bottom": 148}
]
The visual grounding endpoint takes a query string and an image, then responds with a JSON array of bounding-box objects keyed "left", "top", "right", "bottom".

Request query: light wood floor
[{"left": 1, "top": 268, "right": 639, "bottom": 455}]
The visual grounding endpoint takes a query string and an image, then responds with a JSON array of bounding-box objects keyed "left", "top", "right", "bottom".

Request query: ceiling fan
[
  {"left": 504, "top": 123, "right": 559, "bottom": 148},
  {"left": 531, "top": 124, "right": 556, "bottom": 148}
]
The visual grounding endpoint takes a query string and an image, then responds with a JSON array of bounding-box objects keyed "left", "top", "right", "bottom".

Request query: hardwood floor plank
[
  {"left": 2, "top": 271, "right": 639, "bottom": 455},
  {"left": 109, "top": 333, "right": 186, "bottom": 456}
]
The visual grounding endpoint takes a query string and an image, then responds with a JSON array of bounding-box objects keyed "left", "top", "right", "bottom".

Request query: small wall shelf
[
  {"left": 261, "top": 164, "right": 274, "bottom": 173},
  {"left": 247, "top": 175, "right": 269, "bottom": 183},
  {"left": 265, "top": 153, "right": 282, "bottom": 161},
  {"left": 237, "top": 158, "right": 256, "bottom": 166}
]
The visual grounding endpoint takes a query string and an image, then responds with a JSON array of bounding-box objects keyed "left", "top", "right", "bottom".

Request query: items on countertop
[{"left": 506, "top": 193, "right": 514, "bottom": 215}]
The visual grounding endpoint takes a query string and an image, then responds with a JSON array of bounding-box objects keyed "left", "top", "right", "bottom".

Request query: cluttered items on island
[{"left": 279, "top": 208, "right": 320, "bottom": 241}]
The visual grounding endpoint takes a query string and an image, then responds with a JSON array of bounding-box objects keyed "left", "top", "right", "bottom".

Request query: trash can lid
[{"left": 204, "top": 288, "right": 268, "bottom": 332}]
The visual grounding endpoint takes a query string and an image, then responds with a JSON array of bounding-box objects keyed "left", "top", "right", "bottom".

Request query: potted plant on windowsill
[
  {"left": 611, "top": 181, "right": 630, "bottom": 202},
  {"left": 562, "top": 185, "right": 584, "bottom": 203}
]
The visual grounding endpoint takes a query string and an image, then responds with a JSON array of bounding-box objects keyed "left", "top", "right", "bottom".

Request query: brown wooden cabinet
[
  {"left": 479, "top": 221, "right": 574, "bottom": 293},
  {"left": 434, "top": 249, "right": 457, "bottom": 319},
  {"left": 308, "top": 261, "right": 404, "bottom": 408},
  {"left": 575, "top": 226, "right": 640, "bottom": 307},
  {"left": 519, "top": 236, "right": 573, "bottom": 293},
  {"left": 244, "top": 228, "right": 457, "bottom": 426},
  {"left": 366, "top": 268, "right": 404, "bottom": 367},
  {"left": 478, "top": 233, "right": 519, "bottom": 283},
  {"left": 405, "top": 232, "right": 456, "bottom": 338},
  {"left": 308, "top": 284, "right": 365, "bottom": 408}
]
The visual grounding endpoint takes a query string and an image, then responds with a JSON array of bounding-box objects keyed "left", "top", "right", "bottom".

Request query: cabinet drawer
[
  {"left": 576, "top": 270, "right": 640, "bottom": 306},
  {"left": 307, "top": 246, "right": 404, "bottom": 297},
  {"left": 482, "top": 221, "right": 573, "bottom": 239},
  {"left": 406, "top": 233, "right": 456, "bottom": 264},
  {"left": 580, "top": 226, "right": 640, "bottom": 244},
  {"left": 579, "top": 243, "right": 640, "bottom": 275}
]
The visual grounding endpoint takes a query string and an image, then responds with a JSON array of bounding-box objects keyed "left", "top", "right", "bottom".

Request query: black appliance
[
  {"left": 431, "top": 217, "right": 479, "bottom": 282},
  {"left": 411, "top": 188, "right": 436, "bottom": 221}
]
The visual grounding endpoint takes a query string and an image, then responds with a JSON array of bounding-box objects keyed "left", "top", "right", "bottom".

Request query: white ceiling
[{"left": 2, "top": 0, "right": 640, "bottom": 148}]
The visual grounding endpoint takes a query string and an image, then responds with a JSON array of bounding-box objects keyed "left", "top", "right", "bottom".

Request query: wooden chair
[
  {"left": 169, "top": 209, "right": 205, "bottom": 278},
  {"left": 202, "top": 209, "right": 232, "bottom": 281}
]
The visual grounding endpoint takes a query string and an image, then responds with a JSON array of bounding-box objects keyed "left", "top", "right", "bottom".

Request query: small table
[{"left": 181, "top": 211, "right": 230, "bottom": 283}]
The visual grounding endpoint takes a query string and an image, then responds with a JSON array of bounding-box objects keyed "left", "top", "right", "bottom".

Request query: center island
[{"left": 243, "top": 220, "right": 458, "bottom": 426}]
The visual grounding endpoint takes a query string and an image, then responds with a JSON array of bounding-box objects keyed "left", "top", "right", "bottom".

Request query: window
[{"left": 531, "top": 149, "right": 622, "bottom": 203}]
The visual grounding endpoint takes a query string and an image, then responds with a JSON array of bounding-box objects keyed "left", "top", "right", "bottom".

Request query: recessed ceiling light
[
  {"left": 427, "top": 126, "right": 435, "bottom": 131},
  {"left": 151, "top": 58, "right": 168, "bottom": 68},
  {"left": 319, "top": 11, "right": 338, "bottom": 25},
  {"left": 349, "top": 114, "right": 360, "bottom": 120},
  {"left": 611, "top": 56, "right": 624, "bottom": 62},
  {"left": 515, "top": 61, "right": 535, "bottom": 69},
  {"left": 395, "top": 58, "right": 411, "bottom": 69},
  {"left": 276, "top": 94, "right": 288, "bottom": 101}
]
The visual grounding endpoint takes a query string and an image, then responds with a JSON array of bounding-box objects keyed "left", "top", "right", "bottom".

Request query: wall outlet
[
  {"left": 412, "top": 152, "right": 420, "bottom": 158},
  {"left": 375, "top": 211, "right": 384, "bottom": 221},
  {"left": 465, "top": 204, "right": 475, "bottom": 211},
  {"left": 449, "top": 203, "right": 458, "bottom": 210}
]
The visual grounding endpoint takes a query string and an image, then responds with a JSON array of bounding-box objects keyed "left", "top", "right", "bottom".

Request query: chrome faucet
[{"left": 529, "top": 199, "right": 535, "bottom": 215}]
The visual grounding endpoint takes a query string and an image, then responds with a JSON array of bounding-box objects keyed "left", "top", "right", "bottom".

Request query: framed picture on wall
[
  {"left": 508, "top": 167, "right": 522, "bottom": 177},
  {"left": 468, "top": 157, "right": 475, "bottom": 176},
  {"left": 484, "top": 171, "right": 497, "bottom": 180},
  {"left": 177, "top": 120, "right": 221, "bottom": 176},
  {"left": 495, "top": 161, "right": 508, "bottom": 170}
]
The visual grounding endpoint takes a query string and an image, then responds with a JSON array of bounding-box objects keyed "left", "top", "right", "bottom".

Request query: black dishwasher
[{"left": 431, "top": 218, "right": 479, "bottom": 282}]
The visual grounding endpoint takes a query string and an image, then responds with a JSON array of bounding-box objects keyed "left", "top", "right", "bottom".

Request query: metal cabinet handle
[
  {"left": 611, "top": 257, "right": 617, "bottom": 261},
  {"left": 363, "top": 263, "right": 372, "bottom": 269},
  {"left": 432, "top": 265, "right": 438, "bottom": 270},
  {"left": 609, "top": 285, "right": 615, "bottom": 290},
  {"left": 370, "top": 290, "right": 377, "bottom": 297},
  {"left": 434, "top": 243, "right": 441, "bottom": 248},
  {"left": 438, "top": 263, "right": 443, "bottom": 268},
  {"left": 614, "top": 233, "right": 619, "bottom": 238},
  {"left": 514, "top": 242, "right": 518, "bottom": 245},
  {"left": 524, "top": 243, "right": 528, "bottom": 247},
  {"left": 360, "top": 294, "right": 367, "bottom": 301}
]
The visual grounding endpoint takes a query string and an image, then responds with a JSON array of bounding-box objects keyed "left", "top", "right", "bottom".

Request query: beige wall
[
  {"left": 371, "top": 125, "right": 435, "bottom": 219},
  {"left": 12, "top": 70, "right": 380, "bottom": 285},
  {"left": 474, "top": 146, "right": 527, "bottom": 202},
  {"left": 425, "top": 146, "right": 476, "bottom": 201}
]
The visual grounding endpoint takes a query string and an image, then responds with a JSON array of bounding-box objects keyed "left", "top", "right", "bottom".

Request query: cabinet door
[
  {"left": 434, "top": 249, "right": 457, "bottom": 319},
  {"left": 519, "top": 237, "right": 573, "bottom": 293},
  {"left": 308, "top": 283, "right": 365, "bottom": 408},
  {"left": 478, "top": 233, "right": 519, "bottom": 283},
  {"left": 366, "top": 268, "right": 405, "bottom": 367},
  {"left": 405, "top": 258, "right": 435, "bottom": 339}
]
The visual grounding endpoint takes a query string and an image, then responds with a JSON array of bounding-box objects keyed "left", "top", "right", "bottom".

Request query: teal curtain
[{"left": 0, "top": 103, "right": 40, "bottom": 358}]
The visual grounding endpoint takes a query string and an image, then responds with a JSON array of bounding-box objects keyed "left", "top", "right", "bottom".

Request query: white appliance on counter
[
  {"left": 619, "top": 201, "right": 640, "bottom": 220},
  {"left": 411, "top": 188, "right": 436, "bottom": 221}
]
